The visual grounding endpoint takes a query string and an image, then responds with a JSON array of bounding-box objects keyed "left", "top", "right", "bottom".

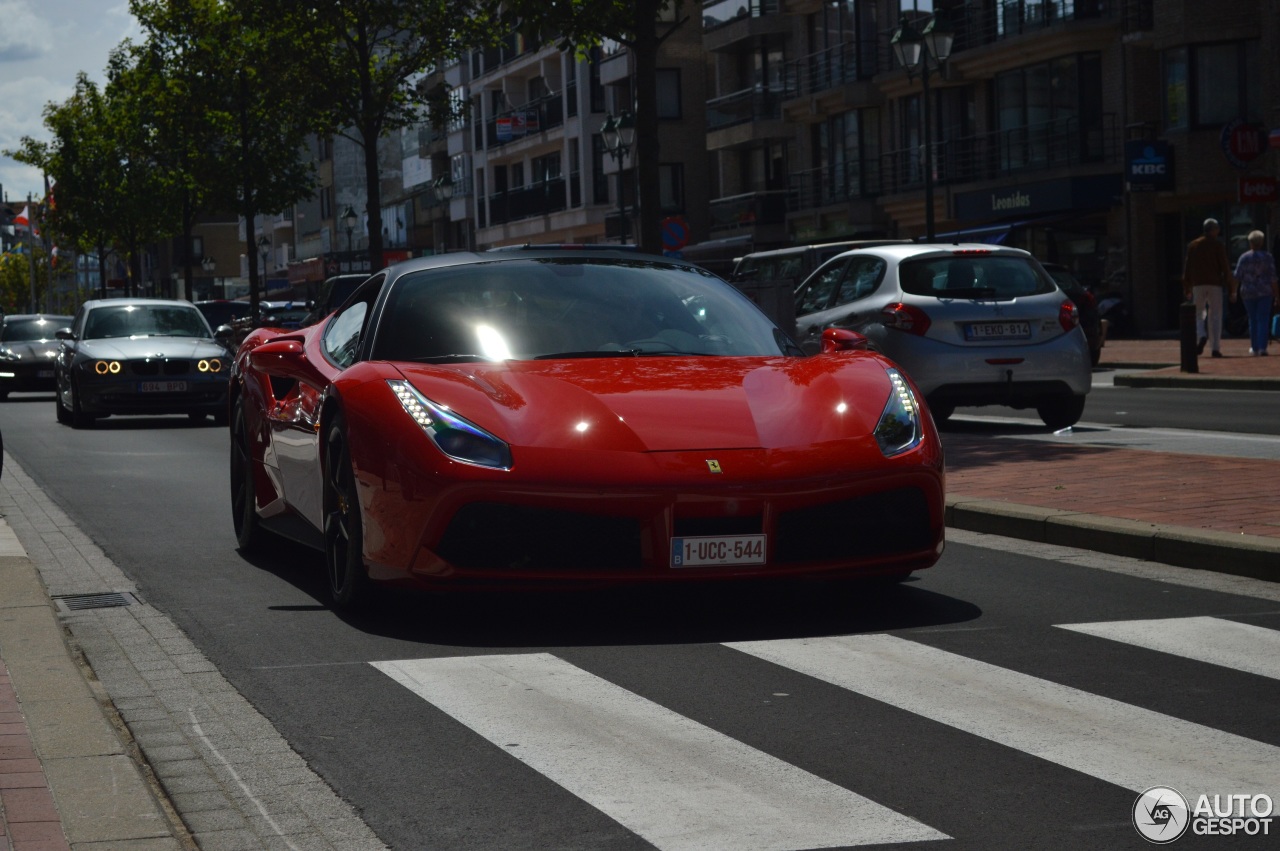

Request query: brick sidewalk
[
  {"left": 945, "top": 434, "right": 1280, "bottom": 540},
  {"left": 0, "top": 662, "right": 68, "bottom": 851}
]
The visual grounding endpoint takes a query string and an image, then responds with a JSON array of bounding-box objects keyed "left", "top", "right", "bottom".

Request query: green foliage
[{"left": 0, "top": 248, "right": 50, "bottom": 315}]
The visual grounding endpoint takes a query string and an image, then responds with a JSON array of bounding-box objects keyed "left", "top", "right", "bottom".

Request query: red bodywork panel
[{"left": 234, "top": 317, "right": 946, "bottom": 590}]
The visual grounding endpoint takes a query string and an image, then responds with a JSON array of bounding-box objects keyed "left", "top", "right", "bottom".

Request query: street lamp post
[
  {"left": 256, "top": 235, "right": 271, "bottom": 288},
  {"left": 341, "top": 206, "right": 358, "bottom": 258},
  {"left": 201, "top": 255, "right": 216, "bottom": 299},
  {"left": 891, "top": 13, "right": 954, "bottom": 242},
  {"left": 600, "top": 112, "right": 636, "bottom": 245}
]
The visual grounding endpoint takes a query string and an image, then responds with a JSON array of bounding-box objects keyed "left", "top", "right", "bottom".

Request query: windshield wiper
[
  {"left": 533, "top": 350, "right": 641, "bottom": 359},
  {"left": 407, "top": 354, "right": 495, "bottom": 363}
]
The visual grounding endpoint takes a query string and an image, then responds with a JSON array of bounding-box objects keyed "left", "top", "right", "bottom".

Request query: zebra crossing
[{"left": 372, "top": 615, "right": 1280, "bottom": 849}]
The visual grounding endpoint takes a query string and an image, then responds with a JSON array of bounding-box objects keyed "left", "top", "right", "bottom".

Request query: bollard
[{"left": 1179, "top": 300, "right": 1198, "bottom": 373}]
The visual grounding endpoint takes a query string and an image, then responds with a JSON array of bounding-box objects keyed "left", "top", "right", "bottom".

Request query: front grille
[
  {"left": 673, "top": 514, "right": 763, "bottom": 537},
  {"left": 438, "top": 503, "right": 644, "bottom": 570},
  {"left": 774, "top": 487, "right": 933, "bottom": 564},
  {"left": 131, "top": 360, "right": 190, "bottom": 376}
]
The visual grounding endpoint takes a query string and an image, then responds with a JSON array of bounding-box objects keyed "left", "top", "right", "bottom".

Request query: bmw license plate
[
  {"left": 36, "top": 370, "right": 54, "bottom": 378},
  {"left": 138, "top": 381, "right": 188, "bottom": 393},
  {"left": 965, "top": 321, "right": 1031, "bottom": 341},
  {"left": 671, "top": 535, "right": 766, "bottom": 568}
]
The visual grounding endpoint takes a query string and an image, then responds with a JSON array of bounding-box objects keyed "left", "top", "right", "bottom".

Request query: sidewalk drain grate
[{"left": 52, "top": 592, "right": 140, "bottom": 613}]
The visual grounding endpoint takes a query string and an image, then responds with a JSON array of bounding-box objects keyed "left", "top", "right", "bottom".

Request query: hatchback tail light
[
  {"left": 881, "top": 302, "right": 932, "bottom": 336},
  {"left": 1058, "top": 299, "right": 1080, "bottom": 332}
]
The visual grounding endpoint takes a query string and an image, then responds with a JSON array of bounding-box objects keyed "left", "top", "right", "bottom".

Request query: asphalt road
[{"left": 2, "top": 391, "right": 1279, "bottom": 850}]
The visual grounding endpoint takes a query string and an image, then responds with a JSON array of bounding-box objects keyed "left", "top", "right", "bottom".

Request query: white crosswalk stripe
[
  {"left": 372, "top": 652, "right": 948, "bottom": 851},
  {"left": 726, "top": 634, "right": 1280, "bottom": 801},
  {"left": 1056, "top": 615, "right": 1280, "bottom": 680}
]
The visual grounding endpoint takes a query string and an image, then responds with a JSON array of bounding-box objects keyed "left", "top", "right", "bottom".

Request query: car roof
[
  {"left": 833, "top": 242, "right": 1035, "bottom": 261},
  {"left": 81, "top": 298, "right": 200, "bottom": 310},
  {"left": 382, "top": 247, "right": 703, "bottom": 278},
  {"left": 739, "top": 240, "right": 911, "bottom": 261},
  {"left": 2, "top": 313, "right": 72, "bottom": 322}
]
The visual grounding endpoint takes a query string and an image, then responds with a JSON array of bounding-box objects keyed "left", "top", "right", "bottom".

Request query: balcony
[
  {"left": 943, "top": 0, "right": 1116, "bottom": 54},
  {"left": 702, "top": 0, "right": 781, "bottom": 32},
  {"left": 787, "top": 162, "right": 880, "bottom": 212},
  {"left": 483, "top": 95, "right": 565, "bottom": 150},
  {"left": 782, "top": 41, "right": 878, "bottom": 99},
  {"left": 878, "top": 115, "right": 1118, "bottom": 195},
  {"left": 707, "top": 87, "right": 782, "bottom": 131},
  {"left": 709, "top": 190, "right": 790, "bottom": 232},
  {"left": 702, "top": 0, "right": 790, "bottom": 52},
  {"left": 485, "top": 178, "right": 568, "bottom": 227}
]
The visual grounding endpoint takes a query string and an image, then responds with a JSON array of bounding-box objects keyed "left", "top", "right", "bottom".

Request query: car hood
[
  {"left": 75, "top": 337, "right": 226, "bottom": 359},
  {"left": 1, "top": 340, "right": 60, "bottom": 359},
  {"left": 393, "top": 356, "right": 894, "bottom": 452}
]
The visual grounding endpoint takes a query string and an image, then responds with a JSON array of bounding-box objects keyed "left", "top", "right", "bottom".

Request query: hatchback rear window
[{"left": 899, "top": 255, "right": 1055, "bottom": 298}]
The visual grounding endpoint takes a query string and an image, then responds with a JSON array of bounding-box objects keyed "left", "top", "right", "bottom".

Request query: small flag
[
  {"left": 12, "top": 206, "right": 30, "bottom": 230},
  {"left": 50, "top": 246, "right": 58, "bottom": 268}
]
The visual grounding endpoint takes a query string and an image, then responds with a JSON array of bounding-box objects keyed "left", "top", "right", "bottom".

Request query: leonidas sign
[{"left": 1239, "top": 176, "right": 1278, "bottom": 204}]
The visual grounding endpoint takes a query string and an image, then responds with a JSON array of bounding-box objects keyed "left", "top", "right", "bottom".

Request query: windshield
[
  {"left": 372, "top": 258, "right": 793, "bottom": 362},
  {"left": 899, "top": 255, "right": 1056, "bottom": 298},
  {"left": 1, "top": 318, "right": 69, "bottom": 342},
  {"left": 83, "top": 305, "right": 212, "bottom": 340}
]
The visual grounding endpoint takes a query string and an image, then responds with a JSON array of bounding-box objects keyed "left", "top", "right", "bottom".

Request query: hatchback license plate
[
  {"left": 671, "top": 534, "right": 766, "bottom": 568},
  {"left": 965, "top": 321, "right": 1031, "bottom": 341},
  {"left": 138, "top": 381, "right": 188, "bottom": 393}
]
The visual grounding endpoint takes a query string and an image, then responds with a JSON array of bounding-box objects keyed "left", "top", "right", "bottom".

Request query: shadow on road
[{"left": 237, "top": 534, "right": 982, "bottom": 649}]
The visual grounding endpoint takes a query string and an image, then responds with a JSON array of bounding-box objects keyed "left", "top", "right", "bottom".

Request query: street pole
[
  {"left": 26, "top": 193, "right": 36, "bottom": 313},
  {"left": 922, "top": 62, "right": 935, "bottom": 242}
]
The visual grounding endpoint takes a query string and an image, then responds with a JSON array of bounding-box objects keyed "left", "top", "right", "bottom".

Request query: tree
[
  {"left": 0, "top": 247, "right": 50, "bottom": 314},
  {"left": 501, "top": 0, "right": 688, "bottom": 253},
  {"left": 132, "top": 0, "right": 318, "bottom": 316},
  {"left": 265, "top": 0, "right": 495, "bottom": 271}
]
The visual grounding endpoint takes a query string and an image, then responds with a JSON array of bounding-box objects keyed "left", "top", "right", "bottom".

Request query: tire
[
  {"left": 1037, "top": 395, "right": 1086, "bottom": 430},
  {"left": 69, "top": 378, "right": 93, "bottom": 429},
  {"left": 230, "top": 402, "right": 267, "bottom": 552},
  {"left": 55, "top": 382, "right": 70, "bottom": 424},
  {"left": 323, "top": 411, "right": 367, "bottom": 610},
  {"left": 927, "top": 400, "right": 955, "bottom": 425}
]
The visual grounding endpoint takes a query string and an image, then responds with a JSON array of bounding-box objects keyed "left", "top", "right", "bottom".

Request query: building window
[
  {"left": 659, "top": 164, "right": 684, "bottom": 213},
  {"left": 592, "top": 134, "right": 610, "bottom": 204},
  {"left": 656, "top": 69, "right": 682, "bottom": 119},
  {"left": 1194, "top": 41, "right": 1259, "bottom": 126},
  {"left": 532, "top": 152, "right": 562, "bottom": 183},
  {"left": 589, "top": 47, "right": 606, "bottom": 113},
  {"left": 1163, "top": 47, "right": 1188, "bottom": 130},
  {"left": 993, "top": 53, "right": 1102, "bottom": 171}
]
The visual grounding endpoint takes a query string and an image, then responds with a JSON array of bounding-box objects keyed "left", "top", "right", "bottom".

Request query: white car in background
[{"left": 793, "top": 243, "right": 1091, "bottom": 429}]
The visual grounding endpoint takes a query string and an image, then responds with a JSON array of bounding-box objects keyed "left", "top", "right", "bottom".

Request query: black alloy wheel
[
  {"left": 323, "top": 411, "right": 367, "bottom": 610},
  {"left": 230, "top": 402, "right": 267, "bottom": 552}
]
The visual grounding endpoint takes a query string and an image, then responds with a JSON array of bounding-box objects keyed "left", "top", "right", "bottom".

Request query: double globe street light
[
  {"left": 891, "top": 11, "right": 955, "bottom": 242},
  {"left": 600, "top": 111, "right": 636, "bottom": 245}
]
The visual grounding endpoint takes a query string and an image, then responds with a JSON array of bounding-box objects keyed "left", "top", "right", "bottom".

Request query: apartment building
[{"left": 268, "top": 0, "right": 1276, "bottom": 336}]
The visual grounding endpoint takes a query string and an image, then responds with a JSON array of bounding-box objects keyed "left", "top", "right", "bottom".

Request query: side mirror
[
  {"left": 247, "top": 338, "right": 309, "bottom": 379},
  {"left": 821, "top": 327, "right": 869, "bottom": 353},
  {"left": 55, "top": 328, "right": 76, "bottom": 341}
]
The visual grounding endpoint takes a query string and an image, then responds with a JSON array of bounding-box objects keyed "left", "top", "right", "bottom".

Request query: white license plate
[
  {"left": 138, "top": 381, "right": 188, "bottom": 393},
  {"left": 36, "top": 370, "right": 54, "bottom": 378},
  {"left": 965, "top": 321, "right": 1031, "bottom": 341},
  {"left": 671, "top": 534, "right": 766, "bottom": 568}
]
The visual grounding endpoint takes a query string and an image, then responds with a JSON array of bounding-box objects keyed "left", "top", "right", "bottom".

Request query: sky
[{"left": 0, "top": 0, "right": 140, "bottom": 205}]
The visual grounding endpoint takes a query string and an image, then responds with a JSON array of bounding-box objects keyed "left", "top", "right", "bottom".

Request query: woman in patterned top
[{"left": 1233, "top": 230, "right": 1279, "bottom": 356}]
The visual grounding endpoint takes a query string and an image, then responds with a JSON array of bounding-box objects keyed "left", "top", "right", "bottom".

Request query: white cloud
[{"left": 0, "top": 1, "right": 54, "bottom": 62}]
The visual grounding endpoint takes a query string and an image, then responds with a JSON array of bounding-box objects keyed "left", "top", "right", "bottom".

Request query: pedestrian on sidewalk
[
  {"left": 1182, "top": 218, "right": 1236, "bottom": 358},
  {"left": 1233, "top": 229, "right": 1279, "bottom": 356}
]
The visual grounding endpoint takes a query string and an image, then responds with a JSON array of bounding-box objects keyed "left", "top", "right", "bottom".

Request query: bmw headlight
[
  {"left": 92, "top": 360, "right": 122, "bottom": 375},
  {"left": 874, "top": 368, "right": 923, "bottom": 457},
  {"left": 388, "top": 379, "right": 512, "bottom": 470},
  {"left": 0, "top": 348, "right": 19, "bottom": 361}
]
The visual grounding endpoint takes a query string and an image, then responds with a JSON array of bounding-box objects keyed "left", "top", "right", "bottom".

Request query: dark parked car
[
  {"left": 302, "top": 273, "right": 368, "bottom": 325},
  {"left": 194, "top": 300, "right": 253, "bottom": 336},
  {"left": 0, "top": 314, "right": 74, "bottom": 398},
  {"left": 1041, "top": 264, "right": 1104, "bottom": 366},
  {"left": 55, "top": 299, "right": 230, "bottom": 428}
]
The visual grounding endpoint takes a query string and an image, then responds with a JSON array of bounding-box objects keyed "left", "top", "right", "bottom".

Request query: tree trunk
[{"left": 362, "top": 122, "right": 384, "bottom": 272}]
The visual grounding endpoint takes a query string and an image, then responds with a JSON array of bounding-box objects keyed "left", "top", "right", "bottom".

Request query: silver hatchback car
[{"left": 794, "top": 243, "right": 1091, "bottom": 429}]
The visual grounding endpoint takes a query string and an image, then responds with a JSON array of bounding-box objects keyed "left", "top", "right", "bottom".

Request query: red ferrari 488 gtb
[{"left": 229, "top": 248, "right": 945, "bottom": 608}]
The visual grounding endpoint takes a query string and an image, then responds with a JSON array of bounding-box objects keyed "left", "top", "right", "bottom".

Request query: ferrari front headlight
[
  {"left": 874, "top": 368, "right": 923, "bottom": 457},
  {"left": 387, "top": 379, "right": 512, "bottom": 470}
]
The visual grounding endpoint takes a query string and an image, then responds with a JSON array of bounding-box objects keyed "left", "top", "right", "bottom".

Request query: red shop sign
[{"left": 1239, "top": 176, "right": 1278, "bottom": 203}]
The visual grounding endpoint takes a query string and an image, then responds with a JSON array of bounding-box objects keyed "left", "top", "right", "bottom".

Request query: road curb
[
  {"left": 0, "top": 527, "right": 187, "bottom": 850},
  {"left": 1113, "top": 373, "right": 1280, "bottom": 391},
  {"left": 946, "top": 495, "right": 1280, "bottom": 582}
]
